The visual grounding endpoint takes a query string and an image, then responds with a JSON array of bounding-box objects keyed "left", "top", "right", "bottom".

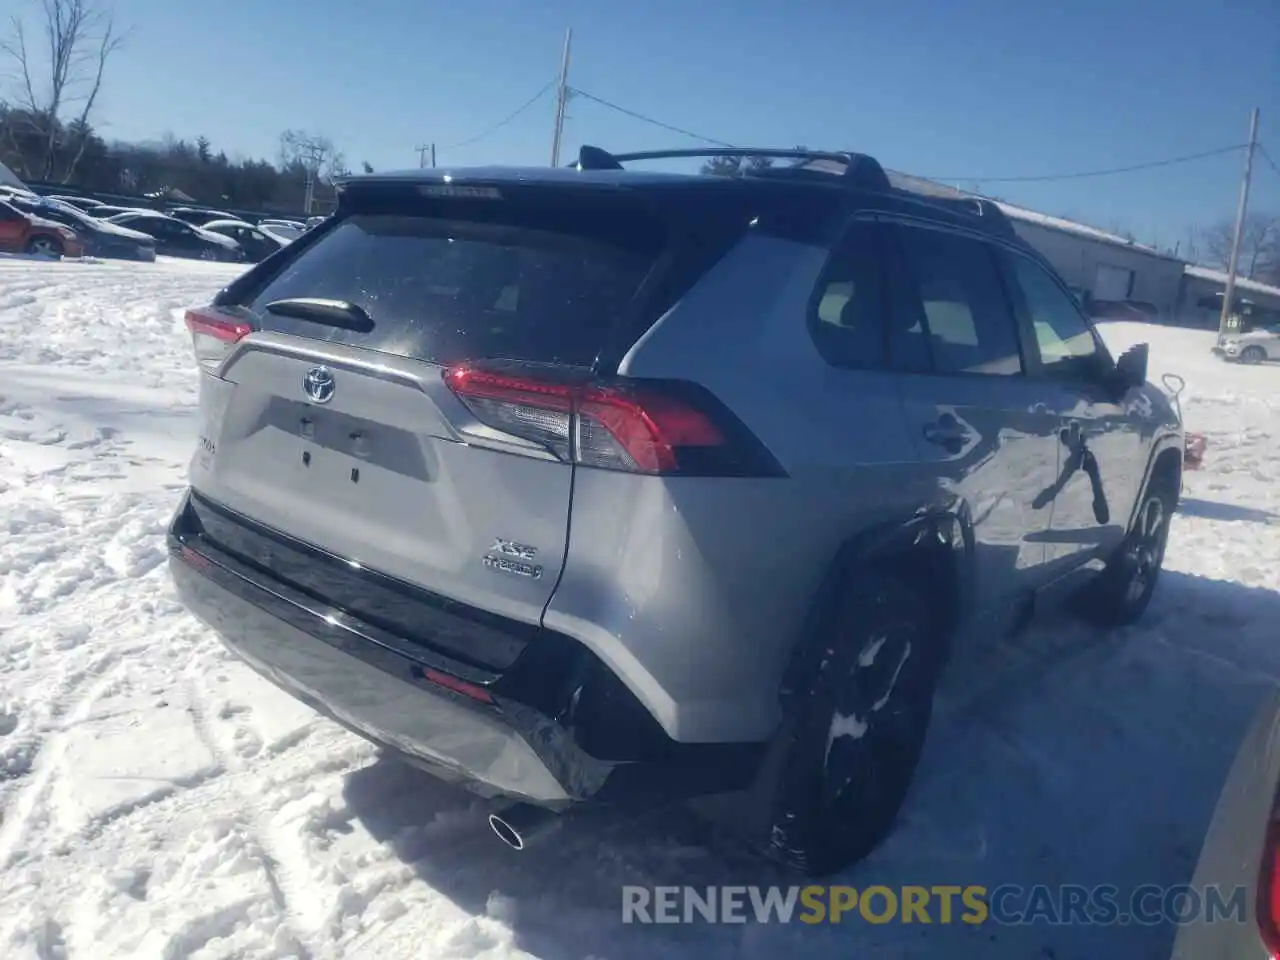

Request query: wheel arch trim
[
  {"left": 780, "top": 506, "right": 973, "bottom": 702},
  {"left": 1129, "top": 432, "right": 1184, "bottom": 532}
]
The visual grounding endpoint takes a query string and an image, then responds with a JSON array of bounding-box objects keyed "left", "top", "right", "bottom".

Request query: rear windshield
[{"left": 238, "top": 201, "right": 663, "bottom": 367}]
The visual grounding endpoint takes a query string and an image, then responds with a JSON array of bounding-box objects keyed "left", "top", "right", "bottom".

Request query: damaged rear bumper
[{"left": 167, "top": 490, "right": 761, "bottom": 808}]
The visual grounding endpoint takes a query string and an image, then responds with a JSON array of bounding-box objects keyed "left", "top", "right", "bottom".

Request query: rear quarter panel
[{"left": 545, "top": 233, "right": 946, "bottom": 743}]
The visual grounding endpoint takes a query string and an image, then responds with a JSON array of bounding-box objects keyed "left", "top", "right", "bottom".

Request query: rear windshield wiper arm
[{"left": 264, "top": 297, "right": 374, "bottom": 332}]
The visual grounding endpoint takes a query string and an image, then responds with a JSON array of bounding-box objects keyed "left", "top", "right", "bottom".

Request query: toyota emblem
[{"left": 303, "top": 366, "right": 335, "bottom": 403}]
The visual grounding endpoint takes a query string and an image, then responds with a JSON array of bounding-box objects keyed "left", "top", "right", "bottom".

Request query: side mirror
[{"left": 1115, "top": 343, "right": 1149, "bottom": 390}]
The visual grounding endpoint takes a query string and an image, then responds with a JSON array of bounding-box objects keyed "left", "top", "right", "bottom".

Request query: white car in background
[{"left": 1215, "top": 324, "right": 1280, "bottom": 364}]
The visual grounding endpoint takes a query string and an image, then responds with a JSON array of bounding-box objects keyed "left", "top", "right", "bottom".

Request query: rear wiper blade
[{"left": 264, "top": 297, "right": 374, "bottom": 332}]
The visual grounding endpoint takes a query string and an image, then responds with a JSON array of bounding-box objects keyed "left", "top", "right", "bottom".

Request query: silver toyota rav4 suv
[{"left": 168, "top": 146, "right": 1185, "bottom": 875}]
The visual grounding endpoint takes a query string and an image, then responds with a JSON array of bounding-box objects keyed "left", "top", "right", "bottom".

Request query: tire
[
  {"left": 1082, "top": 478, "right": 1174, "bottom": 627},
  {"left": 760, "top": 573, "right": 942, "bottom": 876},
  {"left": 25, "top": 235, "right": 63, "bottom": 258},
  {"left": 1241, "top": 345, "right": 1266, "bottom": 364}
]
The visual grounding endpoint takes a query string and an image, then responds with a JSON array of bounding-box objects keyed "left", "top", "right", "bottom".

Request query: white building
[{"left": 1177, "top": 265, "right": 1280, "bottom": 329}]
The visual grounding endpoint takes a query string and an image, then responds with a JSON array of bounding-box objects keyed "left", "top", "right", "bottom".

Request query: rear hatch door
[{"left": 191, "top": 180, "right": 675, "bottom": 665}]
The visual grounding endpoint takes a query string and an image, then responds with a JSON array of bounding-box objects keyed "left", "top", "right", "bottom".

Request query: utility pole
[
  {"left": 302, "top": 143, "right": 324, "bottom": 214},
  {"left": 416, "top": 144, "right": 430, "bottom": 168},
  {"left": 281, "top": 131, "right": 333, "bottom": 215},
  {"left": 550, "top": 28, "right": 573, "bottom": 167},
  {"left": 1219, "top": 107, "right": 1260, "bottom": 342}
]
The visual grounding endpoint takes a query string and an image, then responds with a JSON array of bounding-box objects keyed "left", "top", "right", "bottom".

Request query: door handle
[{"left": 922, "top": 415, "right": 973, "bottom": 453}]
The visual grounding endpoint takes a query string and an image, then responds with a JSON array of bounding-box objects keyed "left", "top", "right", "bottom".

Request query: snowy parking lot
[{"left": 0, "top": 255, "right": 1278, "bottom": 960}]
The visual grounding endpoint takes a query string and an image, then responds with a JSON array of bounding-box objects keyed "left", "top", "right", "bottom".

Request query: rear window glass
[{"left": 240, "top": 209, "right": 660, "bottom": 367}]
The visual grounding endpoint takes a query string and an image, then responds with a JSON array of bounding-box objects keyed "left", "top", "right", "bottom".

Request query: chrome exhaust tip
[{"left": 488, "top": 803, "right": 561, "bottom": 851}]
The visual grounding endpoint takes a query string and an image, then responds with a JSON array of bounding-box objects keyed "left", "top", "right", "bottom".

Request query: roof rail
[
  {"left": 923, "top": 195, "right": 1018, "bottom": 238},
  {"left": 573, "top": 145, "right": 892, "bottom": 192},
  {"left": 571, "top": 145, "right": 1016, "bottom": 238}
]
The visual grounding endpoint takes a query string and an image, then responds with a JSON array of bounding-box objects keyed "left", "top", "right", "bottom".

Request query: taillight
[
  {"left": 443, "top": 364, "right": 784, "bottom": 477},
  {"left": 1258, "top": 820, "right": 1280, "bottom": 956},
  {"left": 185, "top": 307, "right": 252, "bottom": 372},
  {"left": 415, "top": 666, "right": 494, "bottom": 704}
]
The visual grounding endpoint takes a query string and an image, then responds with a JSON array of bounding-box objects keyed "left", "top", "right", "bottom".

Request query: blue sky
[{"left": 32, "top": 0, "right": 1280, "bottom": 248}]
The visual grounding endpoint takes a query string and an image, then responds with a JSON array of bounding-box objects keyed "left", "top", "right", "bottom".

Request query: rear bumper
[{"left": 167, "top": 490, "right": 761, "bottom": 807}]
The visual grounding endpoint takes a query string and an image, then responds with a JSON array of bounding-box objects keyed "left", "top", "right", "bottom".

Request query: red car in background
[{"left": 0, "top": 198, "right": 85, "bottom": 258}]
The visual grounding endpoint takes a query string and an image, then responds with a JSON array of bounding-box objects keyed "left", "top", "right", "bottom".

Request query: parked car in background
[
  {"left": 201, "top": 219, "right": 289, "bottom": 262},
  {"left": 258, "top": 224, "right": 299, "bottom": 247},
  {"left": 1213, "top": 323, "right": 1279, "bottom": 364},
  {"left": 106, "top": 211, "right": 241, "bottom": 261},
  {"left": 45, "top": 194, "right": 106, "bottom": 213},
  {"left": 8, "top": 196, "right": 156, "bottom": 262},
  {"left": 1172, "top": 690, "right": 1280, "bottom": 958},
  {"left": 94, "top": 204, "right": 154, "bottom": 219},
  {"left": 169, "top": 207, "right": 238, "bottom": 227},
  {"left": 0, "top": 198, "right": 85, "bottom": 258},
  {"left": 256, "top": 219, "right": 305, "bottom": 242},
  {"left": 0, "top": 184, "right": 38, "bottom": 201}
]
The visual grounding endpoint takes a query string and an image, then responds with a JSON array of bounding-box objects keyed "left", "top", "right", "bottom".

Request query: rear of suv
[{"left": 168, "top": 146, "right": 1185, "bottom": 875}]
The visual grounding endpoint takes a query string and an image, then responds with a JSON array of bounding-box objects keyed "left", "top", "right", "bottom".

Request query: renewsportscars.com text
[{"left": 621, "top": 884, "right": 1248, "bottom": 926}]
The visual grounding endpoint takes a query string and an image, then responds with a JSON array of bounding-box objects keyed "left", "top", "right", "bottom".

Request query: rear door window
[
  {"left": 888, "top": 224, "right": 1025, "bottom": 376},
  {"left": 238, "top": 203, "right": 662, "bottom": 368}
]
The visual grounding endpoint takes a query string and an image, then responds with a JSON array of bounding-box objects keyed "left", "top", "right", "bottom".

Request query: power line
[
  {"left": 1258, "top": 143, "right": 1280, "bottom": 181},
  {"left": 568, "top": 87, "right": 736, "bottom": 148},
  {"left": 925, "top": 143, "right": 1247, "bottom": 184},
  {"left": 439, "top": 80, "right": 557, "bottom": 152}
]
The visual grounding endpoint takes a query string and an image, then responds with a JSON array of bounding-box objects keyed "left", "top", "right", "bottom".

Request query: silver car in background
[{"left": 1215, "top": 323, "right": 1280, "bottom": 364}]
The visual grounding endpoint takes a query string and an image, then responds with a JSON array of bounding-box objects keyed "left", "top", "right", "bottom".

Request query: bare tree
[
  {"left": 0, "top": 0, "right": 124, "bottom": 180},
  {"left": 1195, "top": 212, "right": 1280, "bottom": 278}
]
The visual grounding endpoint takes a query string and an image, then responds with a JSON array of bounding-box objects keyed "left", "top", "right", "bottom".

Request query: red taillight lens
[
  {"left": 577, "top": 386, "right": 723, "bottom": 472},
  {"left": 444, "top": 363, "right": 782, "bottom": 477},
  {"left": 185, "top": 307, "right": 252, "bottom": 372},
  {"left": 1258, "top": 821, "right": 1280, "bottom": 955},
  {"left": 419, "top": 667, "right": 494, "bottom": 704}
]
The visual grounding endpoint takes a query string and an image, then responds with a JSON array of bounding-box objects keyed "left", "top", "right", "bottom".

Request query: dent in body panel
[
  {"left": 895, "top": 375, "right": 1063, "bottom": 609},
  {"left": 546, "top": 234, "right": 936, "bottom": 743},
  {"left": 543, "top": 468, "right": 904, "bottom": 743}
]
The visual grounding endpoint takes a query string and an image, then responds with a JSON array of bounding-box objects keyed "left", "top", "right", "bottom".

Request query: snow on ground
[{"left": 0, "top": 254, "right": 1277, "bottom": 960}]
